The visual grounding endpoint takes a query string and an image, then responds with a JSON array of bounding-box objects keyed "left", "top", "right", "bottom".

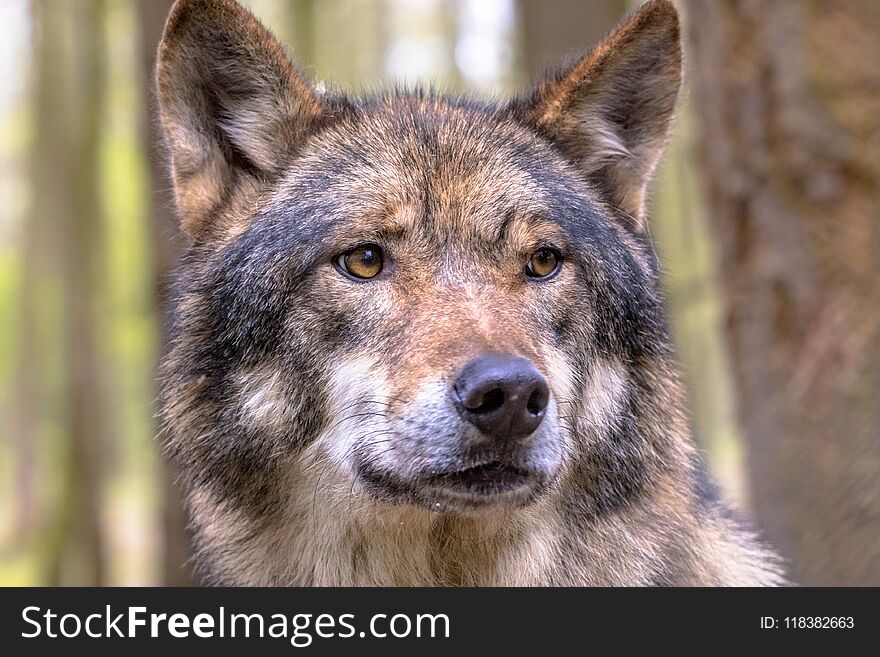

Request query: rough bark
[{"left": 687, "top": 0, "right": 880, "bottom": 585}]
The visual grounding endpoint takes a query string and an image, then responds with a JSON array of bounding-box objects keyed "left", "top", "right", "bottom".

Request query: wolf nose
[{"left": 452, "top": 355, "right": 549, "bottom": 441}]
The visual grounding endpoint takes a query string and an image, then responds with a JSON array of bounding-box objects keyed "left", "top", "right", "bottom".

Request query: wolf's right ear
[{"left": 156, "top": 0, "right": 322, "bottom": 236}]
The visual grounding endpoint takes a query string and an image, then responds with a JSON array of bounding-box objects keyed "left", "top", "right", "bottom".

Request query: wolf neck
[{"left": 289, "top": 490, "right": 563, "bottom": 586}]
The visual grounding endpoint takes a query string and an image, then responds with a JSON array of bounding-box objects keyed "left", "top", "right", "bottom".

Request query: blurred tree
[
  {"left": 287, "top": 0, "right": 316, "bottom": 68},
  {"left": 687, "top": 0, "right": 880, "bottom": 585},
  {"left": 33, "top": 0, "right": 108, "bottom": 586},
  {"left": 439, "top": 0, "right": 463, "bottom": 88},
  {"left": 137, "top": 0, "right": 195, "bottom": 586},
  {"left": 517, "top": 0, "right": 627, "bottom": 81},
  {"left": 12, "top": 0, "right": 45, "bottom": 552},
  {"left": 10, "top": 202, "right": 38, "bottom": 548}
]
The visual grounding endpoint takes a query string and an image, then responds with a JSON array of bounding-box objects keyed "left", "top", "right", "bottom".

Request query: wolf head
[{"left": 157, "top": 0, "right": 687, "bottom": 576}]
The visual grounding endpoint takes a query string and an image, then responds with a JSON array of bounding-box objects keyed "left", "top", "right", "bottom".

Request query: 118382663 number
[{"left": 784, "top": 617, "right": 854, "bottom": 629}]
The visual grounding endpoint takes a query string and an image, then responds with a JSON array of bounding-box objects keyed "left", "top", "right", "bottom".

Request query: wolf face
[
  {"left": 157, "top": 0, "right": 783, "bottom": 585},
  {"left": 212, "top": 98, "right": 668, "bottom": 516}
]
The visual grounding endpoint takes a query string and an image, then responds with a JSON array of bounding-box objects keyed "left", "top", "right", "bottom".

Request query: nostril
[
  {"left": 526, "top": 388, "right": 548, "bottom": 416},
  {"left": 467, "top": 387, "right": 505, "bottom": 414}
]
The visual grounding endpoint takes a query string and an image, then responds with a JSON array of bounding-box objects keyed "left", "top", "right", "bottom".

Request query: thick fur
[{"left": 157, "top": 0, "right": 784, "bottom": 586}]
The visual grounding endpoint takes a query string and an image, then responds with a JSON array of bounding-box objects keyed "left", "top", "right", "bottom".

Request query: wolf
[{"left": 156, "top": 0, "right": 784, "bottom": 585}]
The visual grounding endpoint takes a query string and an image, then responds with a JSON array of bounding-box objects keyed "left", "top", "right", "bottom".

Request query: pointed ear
[
  {"left": 156, "top": 0, "right": 323, "bottom": 236},
  {"left": 513, "top": 0, "right": 682, "bottom": 230}
]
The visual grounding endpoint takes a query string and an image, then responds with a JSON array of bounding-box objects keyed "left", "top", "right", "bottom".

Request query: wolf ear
[
  {"left": 513, "top": 0, "right": 681, "bottom": 230},
  {"left": 156, "top": 0, "right": 323, "bottom": 236}
]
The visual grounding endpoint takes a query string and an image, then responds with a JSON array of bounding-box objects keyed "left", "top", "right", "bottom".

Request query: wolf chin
[{"left": 156, "top": 0, "right": 784, "bottom": 585}]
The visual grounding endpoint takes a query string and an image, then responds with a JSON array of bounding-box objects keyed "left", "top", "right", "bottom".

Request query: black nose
[{"left": 452, "top": 355, "right": 550, "bottom": 441}]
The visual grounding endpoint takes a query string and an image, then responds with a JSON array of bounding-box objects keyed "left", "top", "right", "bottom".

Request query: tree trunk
[
  {"left": 14, "top": 61, "right": 41, "bottom": 549},
  {"left": 31, "top": 0, "right": 65, "bottom": 584},
  {"left": 686, "top": 0, "right": 880, "bottom": 585},
  {"left": 36, "top": 0, "right": 108, "bottom": 586},
  {"left": 136, "top": 0, "right": 196, "bottom": 586}
]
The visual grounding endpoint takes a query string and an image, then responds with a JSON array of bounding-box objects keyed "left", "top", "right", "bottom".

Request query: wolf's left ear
[
  {"left": 512, "top": 0, "right": 681, "bottom": 230},
  {"left": 156, "top": 0, "right": 324, "bottom": 236}
]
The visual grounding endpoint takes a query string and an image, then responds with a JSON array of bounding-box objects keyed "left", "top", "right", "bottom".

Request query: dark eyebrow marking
[
  {"left": 494, "top": 211, "right": 562, "bottom": 247},
  {"left": 494, "top": 209, "right": 515, "bottom": 244}
]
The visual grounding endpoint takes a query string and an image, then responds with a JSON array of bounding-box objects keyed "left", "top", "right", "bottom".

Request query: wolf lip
[{"left": 429, "top": 461, "right": 533, "bottom": 493}]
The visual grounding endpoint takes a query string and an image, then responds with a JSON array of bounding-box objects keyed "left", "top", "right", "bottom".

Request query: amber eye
[
  {"left": 336, "top": 244, "right": 384, "bottom": 280},
  {"left": 525, "top": 247, "right": 562, "bottom": 279}
]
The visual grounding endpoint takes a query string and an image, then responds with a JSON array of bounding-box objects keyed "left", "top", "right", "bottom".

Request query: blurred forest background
[{"left": 0, "top": 0, "right": 877, "bottom": 586}]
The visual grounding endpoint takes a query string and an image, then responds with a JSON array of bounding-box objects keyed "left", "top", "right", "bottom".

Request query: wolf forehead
[
  {"left": 224, "top": 95, "right": 637, "bottom": 263},
  {"left": 284, "top": 95, "right": 565, "bottom": 204}
]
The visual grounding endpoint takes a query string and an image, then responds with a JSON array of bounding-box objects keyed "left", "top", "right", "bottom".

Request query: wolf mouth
[
  {"left": 354, "top": 451, "right": 552, "bottom": 512},
  {"left": 428, "top": 461, "right": 533, "bottom": 494}
]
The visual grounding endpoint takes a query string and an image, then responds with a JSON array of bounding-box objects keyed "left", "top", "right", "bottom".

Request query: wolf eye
[
  {"left": 335, "top": 244, "right": 384, "bottom": 280},
  {"left": 525, "top": 247, "right": 562, "bottom": 279}
]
